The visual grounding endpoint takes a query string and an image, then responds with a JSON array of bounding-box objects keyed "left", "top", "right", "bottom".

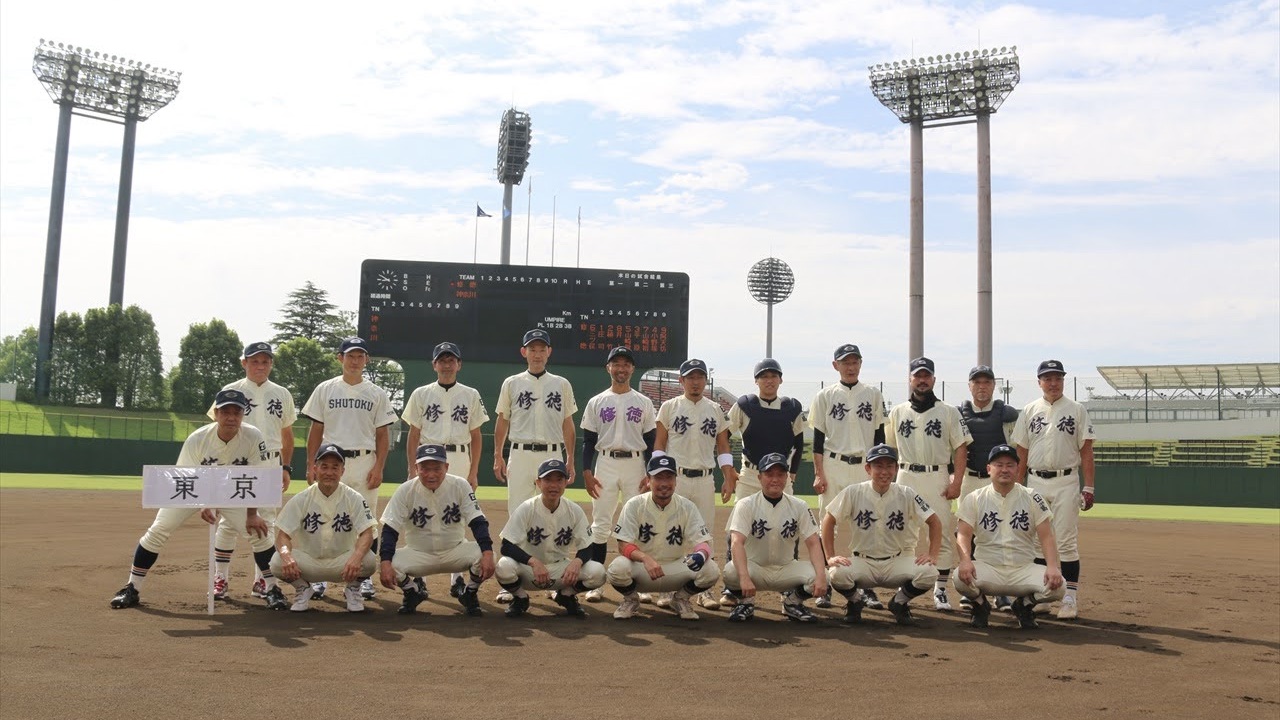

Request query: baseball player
[
  {"left": 823, "top": 444, "right": 940, "bottom": 625},
  {"left": 722, "top": 452, "right": 828, "bottom": 623},
  {"left": 955, "top": 444, "right": 1066, "bottom": 629},
  {"left": 495, "top": 458, "right": 605, "bottom": 617},
  {"left": 727, "top": 358, "right": 804, "bottom": 499},
  {"left": 300, "top": 336, "right": 398, "bottom": 601},
  {"left": 378, "top": 444, "right": 495, "bottom": 616},
  {"left": 654, "top": 357, "right": 738, "bottom": 610},
  {"left": 606, "top": 455, "right": 721, "bottom": 620},
  {"left": 402, "top": 341, "right": 490, "bottom": 597},
  {"left": 1011, "top": 359, "right": 1096, "bottom": 620},
  {"left": 580, "top": 346, "right": 656, "bottom": 603},
  {"left": 209, "top": 341, "right": 297, "bottom": 601},
  {"left": 886, "top": 357, "right": 971, "bottom": 612},
  {"left": 491, "top": 328, "right": 578, "bottom": 602},
  {"left": 809, "top": 343, "right": 886, "bottom": 609},
  {"left": 956, "top": 364, "right": 1018, "bottom": 611},
  {"left": 270, "top": 443, "right": 378, "bottom": 612},
  {"left": 110, "top": 390, "right": 283, "bottom": 610}
]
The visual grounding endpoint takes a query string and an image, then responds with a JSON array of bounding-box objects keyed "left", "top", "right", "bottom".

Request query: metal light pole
[
  {"left": 747, "top": 258, "right": 795, "bottom": 357},
  {"left": 31, "top": 40, "right": 181, "bottom": 402},
  {"left": 495, "top": 109, "right": 531, "bottom": 265},
  {"left": 869, "top": 47, "right": 1020, "bottom": 366}
]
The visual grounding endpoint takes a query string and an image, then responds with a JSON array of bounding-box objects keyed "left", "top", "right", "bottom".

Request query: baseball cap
[
  {"left": 647, "top": 455, "right": 677, "bottom": 476},
  {"left": 522, "top": 328, "right": 552, "bottom": 347},
  {"left": 753, "top": 358, "right": 783, "bottom": 378},
  {"left": 432, "top": 342, "right": 462, "bottom": 361},
  {"left": 757, "top": 452, "right": 789, "bottom": 472},
  {"left": 988, "top": 444, "right": 1019, "bottom": 463},
  {"left": 679, "top": 358, "right": 708, "bottom": 377},
  {"left": 241, "top": 342, "right": 273, "bottom": 359},
  {"left": 834, "top": 344, "right": 862, "bottom": 361},
  {"left": 909, "top": 357, "right": 935, "bottom": 376},
  {"left": 968, "top": 365, "right": 995, "bottom": 381},
  {"left": 607, "top": 346, "right": 634, "bottom": 363},
  {"left": 314, "top": 443, "right": 347, "bottom": 463},
  {"left": 536, "top": 458, "right": 569, "bottom": 479},
  {"left": 415, "top": 444, "right": 448, "bottom": 464},
  {"left": 339, "top": 337, "right": 370, "bottom": 355},
  {"left": 213, "top": 389, "right": 250, "bottom": 410},
  {"left": 1037, "top": 359, "right": 1066, "bottom": 377},
  {"left": 865, "top": 444, "right": 898, "bottom": 463}
]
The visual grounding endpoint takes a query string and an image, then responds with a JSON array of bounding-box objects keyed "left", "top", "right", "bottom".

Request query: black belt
[
  {"left": 827, "top": 451, "right": 864, "bottom": 465},
  {"left": 443, "top": 444, "right": 469, "bottom": 453},
  {"left": 269, "top": 450, "right": 281, "bottom": 458},
  {"left": 965, "top": 469, "right": 991, "bottom": 479},
  {"left": 605, "top": 450, "right": 640, "bottom": 458},
  {"left": 1031, "top": 468, "right": 1074, "bottom": 479},
  {"left": 853, "top": 551, "right": 899, "bottom": 561},
  {"left": 743, "top": 459, "right": 755, "bottom": 469},
  {"left": 341, "top": 449, "right": 374, "bottom": 458},
  {"left": 899, "top": 463, "right": 941, "bottom": 472},
  {"left": 680, "top": 468, "right": 713, "bottom": 478},
  {"left": 511, "top": 442, "right": 561, "bottom": 452}
]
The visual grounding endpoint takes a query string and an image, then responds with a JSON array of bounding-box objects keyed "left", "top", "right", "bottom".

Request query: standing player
[
  {"left": 271, "top": 443, "right": 377, "bottom": 612},
  {"left": 110, "top": 390, "right": 282, "bottom": 610},
  {"left": 886, "top": 357, "right": 971, "bottom": 612},
  {"left": 495, "top": 459, "right": 605, "bottom": 617},
  {"left": 209, "top": 341, "right": 297, "bottom": 601},
  {"left": 402, "top": 341, "right": 490, "bottom": 597},
  {"left": 301, "top": 336, "right": 398, "bottom": 600},
  {"left": 491, "top": 328, "right": 578, "bottom": 602},
  {"left": 654, "top": 357, "right": 738, "bottom": 609},
  {"left": 822, "top": 444, "right": 940, "bottom": 625},
  {"left": 606, "top": 456, "right": 721, "bottom": 620},
  {"left": 580, "top": 346, "right": 656, "bottom": 603},
  {"left": 809, "top": 343, "right": 886, "bottom": 608},
  {"left": 378, "top": 444, "right": 495, "bottom": 616},
  {"left": 955, "top": 444, "right": 1065, "bottom": 629},
  {"left": 722, "top": 453, "right": 828, "bottom": 623},
  {"left": 1012, "top": 360, "right": 1096, "bottom": 620},
  {"left": 727, "top": 358, "right": 804, "bottom": 499}
]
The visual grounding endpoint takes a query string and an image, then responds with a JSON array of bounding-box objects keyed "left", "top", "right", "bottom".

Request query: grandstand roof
[{"left": 1097, "top": 363, "right": 1280, "bottom": 392}]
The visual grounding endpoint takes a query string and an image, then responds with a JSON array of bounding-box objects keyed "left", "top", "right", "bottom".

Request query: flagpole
[
  {"left": 473, "top": 206, "right": 479, "bottom": 263},
  {"left": 551, "top": 195, "right": 557, "bottom": 266},
  {"left": 576, "top": 206, "right": 581, "bottom": 268},
  {"left": 525, "top": 175, "right": 532, "bottom": 266}
]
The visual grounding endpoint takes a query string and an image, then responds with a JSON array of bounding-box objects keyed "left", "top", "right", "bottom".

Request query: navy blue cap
[
  {"left": 647, "top": 455, "right": 677, "bottom": 475},
  {"left": 757, "top": 452, "right": 789, "bottom": 472},
  {"left": 607, "top": 346, "right": 634, "bottom": 363},
  {"left": 522, "top": 328, "right": 551, "bottom": 347},
  {"left": 834, "top": 344, "right": 862, "bottom": 361},
  {"left": 537, "top": 458, "right": 568, "bottom": 478},
  {"left": 679, "top": 358, "right": 708, "bottom": 377},
  {"left": 865, "top": 444, "right": 897, "bottom": 463},
  {"left": 415, "top": 444, "right": 448, "bottom": 464},
  {"left": 241, "top": 342, "right": 273, "bottom": 359},
  {"left": 753, "top": 358, "right": 783, "bottom": 378},
  {"left": 314, "top": 443, "right": 346, "bottom": 463},
  {"left": 910, "top": 357, "right": 935, "bottom": 375},
  {"left": 988, "top": 444, "right": 1019, "bottom": 462},
  {"left": 213, "top": 389, "right": 250, "bottom": 410},
  {"left": 969, "top": 365, "right": 995, "bottom": 380},
  {"left": 1037, "top": 359, "right": 1066, "bottom": 377},
  {"left": 339, "top": 337, "right": 370, "bottom": 355},
  {"left": 433, "top": 342, "right": 461, "bottom": 361}
]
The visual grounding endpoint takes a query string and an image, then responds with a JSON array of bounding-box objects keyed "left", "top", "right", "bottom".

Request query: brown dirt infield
[{"left": 1, "top": 488, "right": 1277, "bottom": 719}]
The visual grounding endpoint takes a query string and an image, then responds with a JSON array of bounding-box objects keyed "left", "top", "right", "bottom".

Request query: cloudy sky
[{"left": 1, "top": 0, "right": 1276, "bottom": 405}]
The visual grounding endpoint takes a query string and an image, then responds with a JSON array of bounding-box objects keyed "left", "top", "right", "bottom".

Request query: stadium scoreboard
[{"left": 358, "top": 260, "right": 690, "bottom": 365}]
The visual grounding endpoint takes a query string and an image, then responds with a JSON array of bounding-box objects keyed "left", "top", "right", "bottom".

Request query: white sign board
[{"left": 142, "top": 466, "right": 283, "bottom": 509}]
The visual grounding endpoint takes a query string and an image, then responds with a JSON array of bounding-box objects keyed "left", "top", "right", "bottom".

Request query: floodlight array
[
  {"left": 32, "top": 39, "right": 181, "bottom": 120},
  {"left": 496, "top": 108, "right": 531, "bottom": 184},
  {"left": 868, "top": 47, "right": 1019, "bottom": 122},
  {"left": 747, "top": 257, "right": 795, "bottom": 305}
]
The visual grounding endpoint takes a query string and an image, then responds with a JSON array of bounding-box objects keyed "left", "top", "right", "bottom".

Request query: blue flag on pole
[
  {"left": 476, "top": 205, "right": 491, "bottom": 218},
  {"left": 503, "top": 206, "right": 512, "bottom": 219}
]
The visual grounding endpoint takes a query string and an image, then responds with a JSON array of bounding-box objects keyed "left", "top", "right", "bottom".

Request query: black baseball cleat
[
  {"left": 861, "top": 588, "right": 885, "bottom": 610},
  {"left": 458, "top": 587, "right": 483, "bottom": 616},
  {"left": 398, "top": 578, "right": 428, "bottom": 615},
  {"left": 449, "top": 576, "right": 466, "bottom": 599},
  {"left": 888, "top": 598, "right": 916, "bottom": 626},
  {"left": 727, "top": 603, "right": 755, "bottom": 622},
  {"left": 264, "top": 586, "right": 289, "bottom": 611},
  {"left": 1012, "top": 597, "right": 1039, "bottom": 629},
  {"left": 110, "top": 584, "right": 140, "bottom": 609},
  {"left": 504, "top": 595, "right": 530, "bottom": 618},
  {"left": 843, "top": 598, "right": 864, "bottom": 624},
  {"left": 554, "top": 591, "right": 586, "bottom": 617},
  {"left": 782, "top": 602, "right": 818, "bottom": 623},
  {"left": 969, "top": 597, "right": 991, "bottom": 628}
]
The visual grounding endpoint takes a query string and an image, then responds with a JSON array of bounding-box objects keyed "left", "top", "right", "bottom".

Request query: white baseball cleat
[
  {"left": 290, "top": 585, "right": 317, "bottom": 612},
  {"left": 613, "top": 595, "right": 640, "bottom": 619},
  {"left": 495, "top": 589, "right": 514, "bottom": 604},
  {"left": 344, "top": 584, "right": 365, "bottom": 612},
  {"left": 583, "top": 587, "right": 605, "bottom": 603},
  {"left": 933, "top": 588, "right": 953, "bottom": 612},
  {"left": 695, "top": 591, "right": 721, "bottom": 610},
  {"left": 638, "top": 592, "right": 654, "bottom": 604},
  {"left": 670, "top": 592, "right": 699, "bottom": 621},
  {"left": 655, "top": 592, "right": 673, "bottom": 608},
  {"left": 1057, "top": 597, "right": 1079, "bottom": 620}
]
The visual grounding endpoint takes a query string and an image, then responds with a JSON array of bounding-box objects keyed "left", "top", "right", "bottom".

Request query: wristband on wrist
[
  {"left": 1083, "top": 486, "right": 1095, "bottom": 494},
  {"left": 282, "top": 464, "right": 293, "bottom": 474},
  {"left": 717, "top": 453, "right": 734, "bottom": 468},
  {"left": 621, "top": 543, "right": 639, "bottom": 560},
  {"left": 651, "top": 450, "right": 667, "bottom": 458}
]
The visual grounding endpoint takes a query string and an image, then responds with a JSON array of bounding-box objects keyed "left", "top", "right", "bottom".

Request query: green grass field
[{"left": 3, "top": 472, "right": 1275, "bottom": 525}]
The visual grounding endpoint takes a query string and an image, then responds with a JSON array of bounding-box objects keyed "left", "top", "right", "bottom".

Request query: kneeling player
[
  {"left": 723, "top": 453, "right": 828, "bottom": 622},
  {"left": 496, "top": 459, "right": 606, "bottom": 617},
  {"left": 270, "top": 443, "right": 377, "bottom": 612},
  {"left": 378, "top": 444, "right": 496, "bottom": 615},
  {"left": 823, "top": 444, "right": 941, "bottom": 625},
  {"left": 954, "top": 444, "right": 1065, "bottom": 629},
  {"left": 606, "top": 456, "right": 721, "bottom": 620}
]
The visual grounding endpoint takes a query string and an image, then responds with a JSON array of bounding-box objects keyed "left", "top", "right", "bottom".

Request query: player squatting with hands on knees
[{"left": 378, "top": 443, "right": 495, "bottom": 616}]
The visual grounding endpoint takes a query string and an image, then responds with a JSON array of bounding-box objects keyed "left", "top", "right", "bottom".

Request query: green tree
[
  {"left": 273, "top": 337, "right": 340, "bottom": 406},
  {"left": 0, "top": 326, "right": 38, "bottom": 402},
  {"left": 170, "top": 319, "right": 243, "bottom": 413},
  {"left": 49, "top": 311, "right": 90, "bottom": 405},
  {"left": 365, "top": 358, "right": 404, "bottom": 408},
  {"left": 271, "top": 282, "right": 350, "bottom": 350},
  {"left": 82, "top": 305, "right": 164, "bottom": 409}
]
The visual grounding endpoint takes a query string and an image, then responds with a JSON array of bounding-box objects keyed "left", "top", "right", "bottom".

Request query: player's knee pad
[
  {"left": 577, "top": 560, "right": 606, "bottom": 589},
  {"left": 605, "top": 556, "right": 634, "bottom": 587}
]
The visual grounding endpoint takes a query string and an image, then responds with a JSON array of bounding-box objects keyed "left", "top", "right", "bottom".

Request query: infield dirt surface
[{"left": 1, "top": 488, "right": 1277, "bottom": 719}]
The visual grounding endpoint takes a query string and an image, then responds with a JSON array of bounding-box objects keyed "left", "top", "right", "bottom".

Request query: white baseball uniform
[
  {"left": 723, "top": 492, "right": 819, "bottom": 594},
  {"left": 270, "top": 481, "right": 377, "bottom": 582},
  {"left": 582, "top": 387, "right": 656, "bottom": 543},
  {"left": 810, "top": 381, "right": 885, "bottom": 540},
  {"left": 495, "top": 371, "right": 577, "bottom": 516},
  {"left": 606, "top": 492, "right": 720, "bottom": 592},
  {"left": 886, "top": 400, "right": 971, "bottom": 569},
  {"left": 1012, "top": 396, "right": 1095, "bottom": 563},
  {"left": 656, "top": 395, "right": 730, "bottom": 536},
  {"left": 403, "top": 381, "right": 489, "bottom": 479},
  {"left": 301, "top": 376, "right": 398, "bottom": 518},
  {"left": 380, "top": 473, "right": 488, "bottom": 579},
  {"left": 953, "top": 483, "right": 1065, "bottom": 604},
  {"left": 495, "top": 496, "right": 604, "bottom": 591},
  {"left": 824, "top": 481, "right": 939, "bottom": 593}
]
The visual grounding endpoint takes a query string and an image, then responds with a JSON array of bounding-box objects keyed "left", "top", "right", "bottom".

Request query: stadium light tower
[
  {"left": 869, "top": 47, "right": 1019, "bottom": 366},
  {"left": 30, "top": 40, "right": 181, "bottom": 403},
  {"left": 495, "top": 109, "right": 531, "bottom": 265},
  {"left": 747, "top": 257, "right": 795, "bottom": 357}
]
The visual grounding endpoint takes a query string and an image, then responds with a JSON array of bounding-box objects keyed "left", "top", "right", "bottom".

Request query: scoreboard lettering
[{"left": 357, "top": 260, "right": 690, "bottom": 365}]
